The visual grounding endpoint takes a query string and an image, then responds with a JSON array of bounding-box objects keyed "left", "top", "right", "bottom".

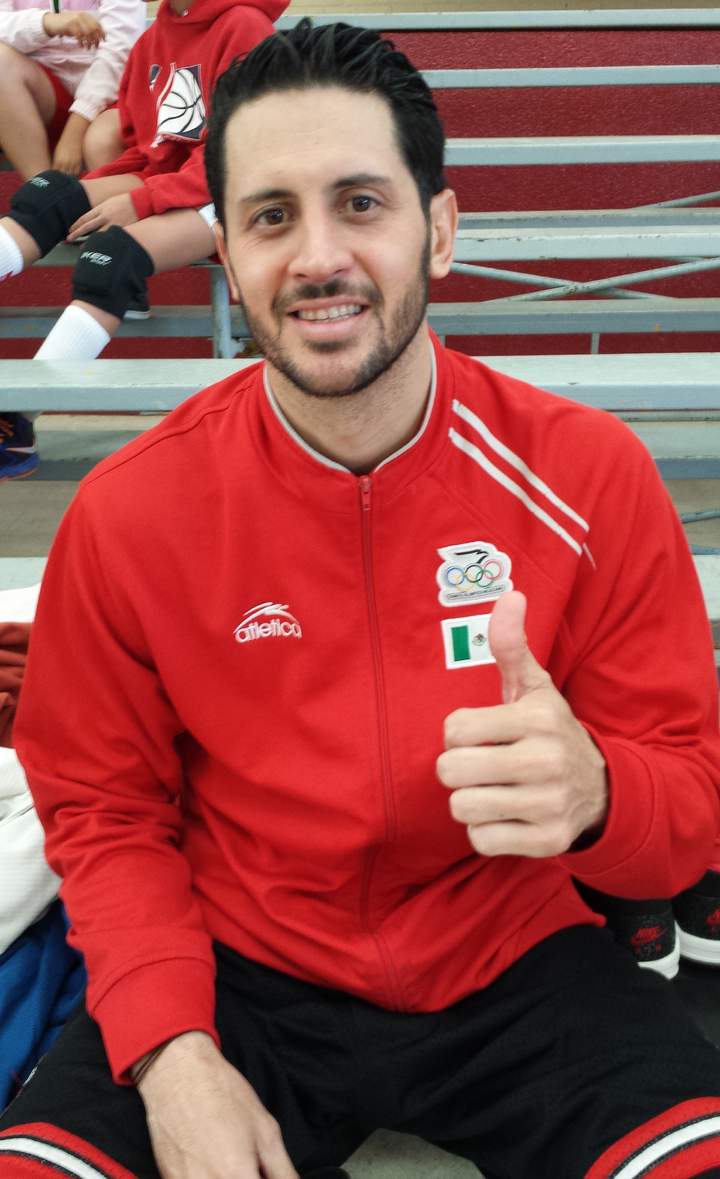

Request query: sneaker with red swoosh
[
  {"left": 674, "top": 870, "right": 720, "bottom": 966},
  {"left": 575, "top": 883, "right": 679, "bottom": 979}
]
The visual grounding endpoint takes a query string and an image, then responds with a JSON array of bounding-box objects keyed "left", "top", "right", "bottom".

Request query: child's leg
[
  {"left": 82, "top": 108, "right": 124, "bottom": 170},
  {"left": 0, "top": 45, "right": 58, "bottom": 179},
  {"left": 1, "top": 206, "right": 216, "bottom": 480},
  {"left": 36, "top": 206, "right": 216, "bottom": 359},
  {"left": 0, "top": 173, "right": 144, "bottom": 276}
]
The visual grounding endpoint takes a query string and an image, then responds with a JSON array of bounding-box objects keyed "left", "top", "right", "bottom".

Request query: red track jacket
[{"left": 15, "top": 336, "right": 720, "bottom": 1082}]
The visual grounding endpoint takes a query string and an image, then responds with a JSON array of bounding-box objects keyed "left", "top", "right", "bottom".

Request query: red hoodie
[{"left": 84, "top": 0, "right": 287, "bottom": 220}]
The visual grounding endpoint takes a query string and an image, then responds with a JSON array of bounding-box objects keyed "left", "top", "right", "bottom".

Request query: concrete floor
[{"left": 2, "top": 414, "right": 720, "bottom": 1179}]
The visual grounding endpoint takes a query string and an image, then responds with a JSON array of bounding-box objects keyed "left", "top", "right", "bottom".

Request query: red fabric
[
  {"left": 0, "top": 623, "right": 30, "bottom": 748},
  {"left": 585, "top": 1098, "right": 720, "bottom": 1178},
  {"left": 35, "top": 63, "right": 73, "bottom": 151},
  {"left": 84, "top": 0, "right": 287, "bottom": 219},
  {"left": 0, "top": 1122, "right": 136, "bottom": 1178},
  {"left": 14, "top": 339, "right": 720, "bottom": 1082}
]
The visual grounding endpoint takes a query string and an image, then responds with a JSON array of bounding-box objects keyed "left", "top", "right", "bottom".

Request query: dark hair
[{"left": 205, "top": 18, "right": 446, "bottom": 227}]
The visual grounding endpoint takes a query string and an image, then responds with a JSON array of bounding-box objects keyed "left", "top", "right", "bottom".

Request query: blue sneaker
[{"left": 0, "top": 413, "right": 38, "bottom": 480}]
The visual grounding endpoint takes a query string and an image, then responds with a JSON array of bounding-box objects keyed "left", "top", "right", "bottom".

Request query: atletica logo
[{"left": 233, "top": 602, "right": 302, "bottom": 644}]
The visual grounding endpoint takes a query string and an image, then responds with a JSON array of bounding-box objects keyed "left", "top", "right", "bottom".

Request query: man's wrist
[
  {"left": 132, "top": 1031, "right": 218, "bottom": 1090},
  {"left": 131, "top": 1041, "right": 172, "bottom": 1086}
]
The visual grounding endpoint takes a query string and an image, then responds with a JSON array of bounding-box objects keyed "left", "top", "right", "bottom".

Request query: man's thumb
[{"left": 489, "top": 590, "right": 545, "bottom": 703}]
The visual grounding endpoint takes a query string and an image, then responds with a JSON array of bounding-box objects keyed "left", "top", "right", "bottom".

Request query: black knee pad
[
  {"left": 8, "top": 170, "right": 91, "bottom": 256},
  {"left": 72, "top": 226, "right": 154, "bottom": 319}
]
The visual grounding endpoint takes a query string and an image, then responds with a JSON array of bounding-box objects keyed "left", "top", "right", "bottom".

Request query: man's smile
[{"left": 294, "top": 303, "right": 363, "bottom": 322}]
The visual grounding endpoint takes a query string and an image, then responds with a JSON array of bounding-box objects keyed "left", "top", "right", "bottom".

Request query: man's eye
[
  {"left": 256, "top": 207, "right": 285, "bottom": 226},
  {"left": 349, "top": 195, "right": 376, "bottom": 214}
]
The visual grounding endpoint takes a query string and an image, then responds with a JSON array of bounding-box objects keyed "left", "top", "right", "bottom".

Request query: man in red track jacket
[{"left": 2, "top": 20, "right": 720, "bottom": 1179}]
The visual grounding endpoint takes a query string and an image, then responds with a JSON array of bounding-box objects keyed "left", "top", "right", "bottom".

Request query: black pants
[{"left": 2, "top": 926, "right": 720, "bottom": 1179}]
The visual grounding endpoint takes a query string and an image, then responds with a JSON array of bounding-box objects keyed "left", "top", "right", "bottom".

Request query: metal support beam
[
  {"left": 278, "top": 11, "right": 720, "bottom": 31},
  {"left": 445, "top": 136, "right": 720, "bottom": 166},
  {"left": 210, "top": 268, "right": 236, "bottom": 359},
  {"left": 424, "top": 66, "right": 720, "bottom": 89}
]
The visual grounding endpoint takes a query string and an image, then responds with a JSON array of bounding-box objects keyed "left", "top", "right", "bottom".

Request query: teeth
[{"left": 296, "top": 304, "right": 362, "bottom": 322}]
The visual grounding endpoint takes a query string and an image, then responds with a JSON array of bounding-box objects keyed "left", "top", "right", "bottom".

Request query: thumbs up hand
[{"left": 436, "top": 591, "right": 608, "bottom": 858}]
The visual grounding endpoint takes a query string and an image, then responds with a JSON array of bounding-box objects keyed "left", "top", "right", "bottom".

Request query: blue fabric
[{"left": 0, "top": 899, "right": 86, "bottom": 1109}]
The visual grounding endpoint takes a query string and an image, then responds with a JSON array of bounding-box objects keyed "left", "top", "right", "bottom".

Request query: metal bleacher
[
  {"left": 3, "top": 9, "right": 720, "bottom": 358},
  {"left": 3, "top": 352, "right": 719, "bottom": 482},
  {"left": 2, "top": 6, "right": 720, "bottom": 478}
]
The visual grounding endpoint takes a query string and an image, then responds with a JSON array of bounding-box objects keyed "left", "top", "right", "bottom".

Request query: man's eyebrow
[
  {"left": 331, "top": 173, "right": 393, "bottom": 190},
  {"left": 238, "top": 187, "right": 293, "bottom": 207},
  {"left": 238, "top": 174, "right": 394, "bottom": 207}
]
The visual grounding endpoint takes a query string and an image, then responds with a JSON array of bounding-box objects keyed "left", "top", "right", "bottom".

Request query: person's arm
[
  {"left": 0, "top": 2, "right": 108, "bottom": 52},
  {"left": 14, "top": 489, "right": 217, "bottom": 1084},
  {"left": 555, "top": 431, "right": 720, "bottom": 895},
  {"left": 81, "top": 59, "right": 145, "bottom": 179},
  {"left": 128, "top": 145, "right": 211, "bottom": 220},
  {"left": 14, "top": 487, "right": 300, "bottom": 1178},
  {"left": 0, "top": 0, "right": 60, "bottom": 54},
  {"left": 53, "top": 111, "right": 92, "bottom": 177},
  {"left": 133, "top": 1032, "right": 299, "bottom": 1179},
  {"left": 69, "top": 0, "right": 145, "bottom": 125},
  {"left": 439, "top": 415, "right": 720, "bottom": 898}
]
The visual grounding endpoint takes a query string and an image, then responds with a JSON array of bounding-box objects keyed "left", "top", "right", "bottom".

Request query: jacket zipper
[{"left": 358, "top": 475, "right": 406, "bottom": 1010}]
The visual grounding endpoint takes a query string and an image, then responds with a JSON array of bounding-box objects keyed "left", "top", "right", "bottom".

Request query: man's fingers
[
  {"left": 443, "top": 686, "right": 561, "bottom": 751},
  {"left": 444, "top": 702, "right": 529, "bottom": 750},
  {"left": 256, "top": 1122, "right": 299, "bottom": 1179},
  {"left": 489, "top": 590, "right": 549, "bottom": 703},
  {"left": 466, "top": 819, "right": 573, "bottom": 859},
  {"left": 440, "top": 727, "right": 572, "bottom": 793},
  {"left": 448, "top": 783, "right": 565, "bottom": 827},
  {"left": 438, "top": 739, "right": 547, "bottom": 789}
]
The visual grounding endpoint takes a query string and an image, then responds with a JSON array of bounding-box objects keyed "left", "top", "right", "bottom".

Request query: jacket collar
[{"left": 253, "top": 331, "right": 453, "bottom": 514}]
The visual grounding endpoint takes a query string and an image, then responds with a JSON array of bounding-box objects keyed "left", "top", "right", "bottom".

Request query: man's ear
[
  {"left": 428, "top": 188, "right": 458, "bottom": 281},
  {"left": 214, "top": 222, "right": 240, "bottom": 302}
]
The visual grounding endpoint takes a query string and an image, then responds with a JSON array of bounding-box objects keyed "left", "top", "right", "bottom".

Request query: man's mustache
[{"left": 274, "top": 279, "right": 381, "bottom": 315}]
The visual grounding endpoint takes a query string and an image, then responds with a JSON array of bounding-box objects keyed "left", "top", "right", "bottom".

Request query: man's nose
[{"left": 288, "top": 214, "right": 353, "bottom": 283}]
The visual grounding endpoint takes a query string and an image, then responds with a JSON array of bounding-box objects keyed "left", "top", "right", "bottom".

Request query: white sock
[
  {"left": 35, "top": 303, "right": 111, "bottom": 361},
  {"left": 0, "top": 224, "right": 24, "bottom": 280}
]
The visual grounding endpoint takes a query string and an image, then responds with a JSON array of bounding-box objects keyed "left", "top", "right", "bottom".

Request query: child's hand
[
  {"left": 66, "top": 193, "right": 139, "bottom": 241},
  {"left": 43, "top": 11, "right": 105, "bottom": 49},
  {"left": 53, "top": 115, "right": 89, "bottom": 177}
]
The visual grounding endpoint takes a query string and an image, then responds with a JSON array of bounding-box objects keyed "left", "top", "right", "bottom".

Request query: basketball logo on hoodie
[{"left": 153, "top": 63, "right": 206, "bottom": 143}]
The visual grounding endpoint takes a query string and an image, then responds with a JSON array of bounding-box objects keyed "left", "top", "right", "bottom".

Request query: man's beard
[{"left": 235, "top": 235, "right": 431, "bottom": 399}]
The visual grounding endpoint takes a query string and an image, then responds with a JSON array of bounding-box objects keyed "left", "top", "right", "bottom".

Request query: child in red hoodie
[{"left": 0, "top": 0, "right": 286, "bottom": 480}]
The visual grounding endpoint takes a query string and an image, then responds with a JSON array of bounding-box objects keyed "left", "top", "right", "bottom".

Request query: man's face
[{"left": 217, "top": 85, "right": 455, "bottom": 399}]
